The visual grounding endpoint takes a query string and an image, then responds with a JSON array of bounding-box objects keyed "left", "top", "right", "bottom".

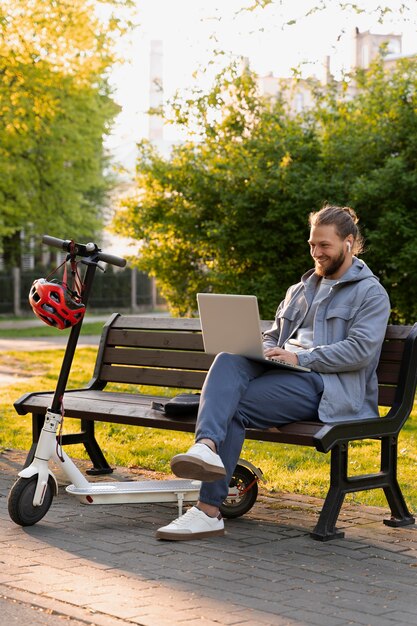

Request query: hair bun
[{"left": 342, "top": 206, "right": 359, "bottom": 224}]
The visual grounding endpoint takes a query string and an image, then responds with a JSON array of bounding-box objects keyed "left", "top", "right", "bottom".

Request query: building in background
[
  {"left": 353, "top": 28, "right": 402, "bottom": 69},
  {"left": 257, "top": 29, "right": 411, "bottom": 113}
]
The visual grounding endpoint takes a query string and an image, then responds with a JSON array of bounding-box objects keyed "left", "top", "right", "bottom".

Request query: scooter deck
[{"left": 66, "top": 479, "right": 201, "bottom": 512}]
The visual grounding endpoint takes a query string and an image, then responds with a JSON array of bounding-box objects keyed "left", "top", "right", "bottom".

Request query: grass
[{"left": 1, "top": 345, "right": 417, "bottom": 511}]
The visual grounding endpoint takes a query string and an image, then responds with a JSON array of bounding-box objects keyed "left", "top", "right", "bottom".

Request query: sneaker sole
[
  {"left": 156, "top": 528, "right": 225, "bottom": 541},
  {"left": 170, "top": 455, "right": 226, "bottom": 482}
]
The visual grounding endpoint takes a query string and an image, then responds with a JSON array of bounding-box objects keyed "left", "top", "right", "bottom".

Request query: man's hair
[{"left": 309, "top": 204, "right": 365, "bottom": 254}]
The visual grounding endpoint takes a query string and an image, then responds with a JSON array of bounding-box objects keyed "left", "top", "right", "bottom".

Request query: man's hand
[{"left": 264, "top": 347, "right": 299, "bottom": 366}]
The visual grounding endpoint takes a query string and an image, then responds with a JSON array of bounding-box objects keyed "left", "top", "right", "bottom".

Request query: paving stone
[{"left": 2, "top": 448, "right": 417, "bottom": 626}]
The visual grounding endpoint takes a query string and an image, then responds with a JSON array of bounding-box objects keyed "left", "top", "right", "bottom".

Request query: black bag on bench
[{"left": 151, "top": 393, "right": 200, "bottom": 417}]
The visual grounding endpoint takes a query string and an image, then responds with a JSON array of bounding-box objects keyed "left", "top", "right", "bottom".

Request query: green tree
[
  {"left": 114, "top": 66, "right": 325, "bottom": 317},
  {"left": 115, "top": 55, "right": 417, "bottom": 322},
  {"left": 312, "top": 56, "right": 417, "bottom": 322},
  {"left": 0, "top": 0, "right": 131, "bottom": 264}
]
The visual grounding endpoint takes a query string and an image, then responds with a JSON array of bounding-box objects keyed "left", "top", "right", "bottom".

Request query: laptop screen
[{"left": 197, "top": 293, "right": 265, "bottom": 359}]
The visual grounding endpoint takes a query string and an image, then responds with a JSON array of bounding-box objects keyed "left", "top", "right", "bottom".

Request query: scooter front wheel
[{"left": 8, "top": 476, "right": 54, "bottom": 526}]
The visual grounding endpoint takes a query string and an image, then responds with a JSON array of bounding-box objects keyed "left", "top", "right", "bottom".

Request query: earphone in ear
[{"left": 346, "top": 242, "right": 352, "bottom": 253}]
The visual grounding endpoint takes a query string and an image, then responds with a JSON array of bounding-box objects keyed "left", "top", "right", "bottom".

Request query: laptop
[{"left": 197, "top": 293, "right": 311, "bottom": 372}]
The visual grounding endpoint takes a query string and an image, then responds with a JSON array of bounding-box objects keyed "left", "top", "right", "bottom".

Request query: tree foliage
[
  {"left": 312, "top": 57, "right": 417, "bottom": 322},
  {"left": 114, "top": 66, "right": 324, "bottom": 317},
  {"left": 0, "top": 0, "right": 131, "bottom": 263},
  {"left": 114, "top": 56, "right": 417, "bottom": 322}
]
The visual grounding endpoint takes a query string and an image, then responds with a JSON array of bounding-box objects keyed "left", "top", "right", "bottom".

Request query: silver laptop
[{"left": 197, "top": 293, "right": 310, "bottom": 372}]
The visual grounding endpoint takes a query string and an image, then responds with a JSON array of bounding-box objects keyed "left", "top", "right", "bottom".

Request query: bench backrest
[
  {"left": 91, "top": 315, "right": 210, "bottom": 390},
  {"left": 91, "top": 315, "right": 417, "bottom": 413},
  {"left": 377, "top": 324, "right": 417, "bottom": 432}
]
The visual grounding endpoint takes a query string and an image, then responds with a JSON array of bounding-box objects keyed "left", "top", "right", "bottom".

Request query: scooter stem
[{"left": 50, "top": 260, "right": 98, "bottom": 413}]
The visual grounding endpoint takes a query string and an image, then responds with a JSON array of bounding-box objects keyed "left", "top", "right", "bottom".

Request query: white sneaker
[
  {"left": 156, "top": 506, "right": 225, "bottom": 541},
  {"left": 170, "top": 442, "right": 226, "bottom": 482}
]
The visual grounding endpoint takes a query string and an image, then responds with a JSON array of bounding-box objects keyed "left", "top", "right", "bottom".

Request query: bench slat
[
  {"left": 384, "top": 325, "right": 413, "bottom": 340},
  {"left": 15, "top": 390, "right": 321, "bottom": 445},
  {"left": 375, "top": 362, "right": 401, "bottom": 384},
  {"left": 103, "top": 347, "right": 214, "bottom": 370},
  {"left": 380, "top": 341, "right": 407, "bottom": 360},
  {"left": 111, "top": 316, "right": 202, "bottom": 331},
  {"left": 378, "top": 386, "right": 397, "bottom": 406},
  {"left": 109, "top": 315, "right": 273, "bottom": 333},
  {"left": 99, "top": 364, "right": 207, "bottom": 389},
  {"left": 18, "top": 391, "right": 198, "bottom": 433},
  {"left": 106, "top": 328, "right": 205, "bottom": 350}
]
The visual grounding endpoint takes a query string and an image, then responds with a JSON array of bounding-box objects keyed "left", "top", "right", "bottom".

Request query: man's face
[{"left": 308, "top": 224, "right": 348, "bottom": 279}]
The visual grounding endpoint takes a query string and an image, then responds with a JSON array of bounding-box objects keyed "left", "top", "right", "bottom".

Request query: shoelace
[
  {"left": 171, "top": 507, "right": 202, "bottom": 527},
  {"left": 170, "top": 507, "right": 221, "bottom": 528}
]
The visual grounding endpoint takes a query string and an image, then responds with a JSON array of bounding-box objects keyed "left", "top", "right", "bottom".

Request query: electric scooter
[{"left": 8, "top": 235, "right": 263, "bottom": 527}]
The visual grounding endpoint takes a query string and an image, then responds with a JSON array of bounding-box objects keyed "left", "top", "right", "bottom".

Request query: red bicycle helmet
[{"left": 29, "top": 278, "right": 85, "bottom": 330}]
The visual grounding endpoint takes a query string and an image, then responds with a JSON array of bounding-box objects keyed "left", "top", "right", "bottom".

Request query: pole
[{"left": 13, "top": 267, "right": 21, "bottom": 316}]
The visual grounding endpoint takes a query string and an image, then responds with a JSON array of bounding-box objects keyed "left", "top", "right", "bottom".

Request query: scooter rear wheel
[
  {"left": 220, "top": 464, "right": 258, "bottom": 519},
  {"left": 8, "top": 476, "right": 54, "bottom": 526}
]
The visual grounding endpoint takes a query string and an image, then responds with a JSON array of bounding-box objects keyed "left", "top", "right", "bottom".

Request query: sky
[{"left": 106, "top": 0, "right": 417, "bottom": 171}]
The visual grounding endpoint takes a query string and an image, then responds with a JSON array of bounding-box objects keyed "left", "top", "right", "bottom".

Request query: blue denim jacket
[{"left": 263, "top": 258, "right": 391, "bottom": 422}]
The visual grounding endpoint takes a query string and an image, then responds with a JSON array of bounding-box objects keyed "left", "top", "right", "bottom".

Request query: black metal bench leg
[
  {"left": 24, "top": 413, "right": 113, "bottom": 476},
  {"left": 23, "top": 442, "right": 38, "bottom": 469},
  {"left": 74, "top": 420, "right": 113, "bottom": 476},
  {"left": 381, "top": 436, "right": 415, "bottom": 528},
  {"left": 310, "top": 444, "right": 346, "bottom": 541},
  {"left": 22, "top": 413, "right": 45, "bottom": 468}
]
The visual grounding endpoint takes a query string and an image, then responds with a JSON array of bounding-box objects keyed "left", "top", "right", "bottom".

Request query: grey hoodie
[{"left": 263, "top": 258, "right": 391, "bottom": 422}]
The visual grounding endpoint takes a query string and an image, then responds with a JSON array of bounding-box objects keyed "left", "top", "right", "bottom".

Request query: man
[{"left": 156, "top": 205, "right": 391, "bottom": 541}]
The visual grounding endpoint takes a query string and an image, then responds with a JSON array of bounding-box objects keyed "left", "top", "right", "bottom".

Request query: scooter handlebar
[
  {"left": 42, "top": 235, "right": 127, "bottom": 268},
  {"left": 42, "top": 235, "right": 71, "bottom": 250},
  {"left": 96, "top": 251, "right": 127, "bottom": 268}
]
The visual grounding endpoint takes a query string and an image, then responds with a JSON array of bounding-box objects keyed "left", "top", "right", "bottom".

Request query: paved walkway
[
  {"left": 0, "top": 313, "right": 164, "bottom": 384},
  {"left": 0, "top": 334, "right": 100, "bottom": 386},
  {"left": 0, "top": 314, "right": 112, "bottom": 331},
  {"left": 0, "top": 315, "right": 106, "bottom": 372},
  {"left": 1, "top": 449, "right": 417, "bottom": 626}
]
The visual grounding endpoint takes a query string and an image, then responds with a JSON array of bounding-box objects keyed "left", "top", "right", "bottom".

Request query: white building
[{"left": 257, "top": 29, "right": 410, "bottom": 113}]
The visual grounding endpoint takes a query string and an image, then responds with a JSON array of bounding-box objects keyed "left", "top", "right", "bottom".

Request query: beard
[{"left": 315, "top": 249, "right": 345, "bottom": 278}]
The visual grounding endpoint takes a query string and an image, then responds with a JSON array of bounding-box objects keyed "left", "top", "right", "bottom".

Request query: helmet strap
[
  {"left": 44, "top": 240, "right": 84, "bottom": 302},
  {"left": 67, "top": 240, "right": 84, "bottom": 300}
]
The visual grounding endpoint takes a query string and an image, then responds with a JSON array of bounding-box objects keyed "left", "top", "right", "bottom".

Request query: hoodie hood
[{"left": 301, "top": 257, "right": 378, "bottom": 289}]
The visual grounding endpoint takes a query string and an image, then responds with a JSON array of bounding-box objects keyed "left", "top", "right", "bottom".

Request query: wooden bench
[{"left": 14, "top": 314, "right": 417, "bottom": 541}]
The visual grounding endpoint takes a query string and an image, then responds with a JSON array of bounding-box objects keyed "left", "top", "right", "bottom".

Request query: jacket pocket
[
  {"left": 277, "top": 304, "right": 299, "bottom": 322},
  {"left": 273, "top": 304, "right": 303, "bottom": 347},
  {"left": 324, "top": 306, "right": 358, "bottom": 343},
  {"left": 320, "top": 370, "right": 364, "bottom": 420}
]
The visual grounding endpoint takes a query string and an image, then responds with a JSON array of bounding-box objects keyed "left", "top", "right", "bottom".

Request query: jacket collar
[{"left": 301, "top": 257, "right": 377, "bottom": 290}]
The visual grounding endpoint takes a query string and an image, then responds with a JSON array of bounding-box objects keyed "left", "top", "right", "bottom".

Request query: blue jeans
[{"left": 195, "top": 352, "right": 324, "bottom": 507}]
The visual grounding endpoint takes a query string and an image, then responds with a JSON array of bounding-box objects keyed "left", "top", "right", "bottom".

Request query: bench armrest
[{"left": 313, "top": 415, "right": 400, "bottom": 452}]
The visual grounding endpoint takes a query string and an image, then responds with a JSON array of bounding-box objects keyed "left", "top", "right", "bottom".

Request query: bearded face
[
  {"left": 308, "top": 224, "right": 353, "bottom": 280},
  {"left": 314, "top": 247, "right": 346, "bottom": 278}
]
